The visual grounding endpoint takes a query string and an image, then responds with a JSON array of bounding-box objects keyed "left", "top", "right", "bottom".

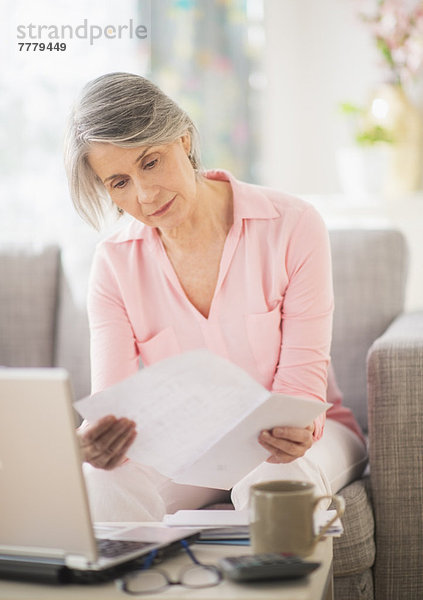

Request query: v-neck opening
[{"left": 152, "top": 219, "right": 242, "bottom": 322}]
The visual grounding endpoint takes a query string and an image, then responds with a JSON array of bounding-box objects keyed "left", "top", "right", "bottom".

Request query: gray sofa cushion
[
  {"left": 330, "top": 229, "right": 407, "bottom": 432},
  {"left": 55, "top": 264, "right": 91, "bottom": 401},
  {"left": 334, "top": 569, "right": 374, "bottom": 600},
  {"left": 333, "top": 478, "right": 375, "bottom": 576},
  {"left": 0, "top": 245, "right": 60, "bottom": 367}
]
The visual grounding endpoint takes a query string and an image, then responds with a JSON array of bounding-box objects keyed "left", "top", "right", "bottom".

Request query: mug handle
[{"left": 312, "top": 494, "right": 345, "bottom": 544}]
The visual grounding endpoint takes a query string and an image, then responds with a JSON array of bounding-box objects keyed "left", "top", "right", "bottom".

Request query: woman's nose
[{"left": 134, "top": 180, "right": 159, "bottom": 205}]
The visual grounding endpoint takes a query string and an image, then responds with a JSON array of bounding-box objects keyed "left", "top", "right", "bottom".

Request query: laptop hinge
[{"left": 65, "top": 554, "right": 91, "bottom": 569}]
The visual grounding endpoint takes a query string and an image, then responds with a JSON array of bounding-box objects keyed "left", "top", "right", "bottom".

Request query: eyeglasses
[{"left": 116, "top": 540, "right": 222, "bottom": 595}]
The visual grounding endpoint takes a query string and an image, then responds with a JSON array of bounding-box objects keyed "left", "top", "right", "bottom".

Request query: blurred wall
[{"left": 261, "top": 0, "right": 390, "bottom": 194}]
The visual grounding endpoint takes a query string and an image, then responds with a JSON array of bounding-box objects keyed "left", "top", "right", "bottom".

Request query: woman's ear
[{"left": 181, "top": 133, "right": 191, "bottom": 155}]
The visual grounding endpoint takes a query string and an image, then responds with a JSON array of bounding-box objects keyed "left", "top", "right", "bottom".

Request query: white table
[{"left": 0, "top": 537, "right": 333, "bottom": 600}]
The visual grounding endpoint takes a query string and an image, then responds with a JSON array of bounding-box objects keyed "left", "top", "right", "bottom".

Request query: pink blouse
[{"left": 88, "top": 169, "right": 360, "bottom": 441}]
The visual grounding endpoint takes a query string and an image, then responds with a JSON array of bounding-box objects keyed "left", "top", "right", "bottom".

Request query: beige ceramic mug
[{"left": 249, "top": 480, "right": 345, "bottom": 557}]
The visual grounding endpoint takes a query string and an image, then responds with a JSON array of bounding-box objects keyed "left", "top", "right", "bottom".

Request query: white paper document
[{"left": 75, "top": 350, "right": 329, "bottom": 489}]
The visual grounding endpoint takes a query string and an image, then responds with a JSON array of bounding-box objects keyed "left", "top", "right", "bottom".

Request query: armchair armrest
[{"left": 367, "top": 311, "right": 423, "bottom": 600}]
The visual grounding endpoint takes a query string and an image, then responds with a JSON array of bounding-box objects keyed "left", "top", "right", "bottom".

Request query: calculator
[{"left": 218, "top": 553, "right": 321, "bottom": 582}]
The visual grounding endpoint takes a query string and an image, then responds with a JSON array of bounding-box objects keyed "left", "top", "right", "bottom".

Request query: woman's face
[{"left": 87, "top": 135, "right": 198, "bottom": 229}]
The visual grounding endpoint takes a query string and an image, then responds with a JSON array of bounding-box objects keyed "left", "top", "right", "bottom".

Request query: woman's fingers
[
  {"left": 258, "top": 425, "right": 314, "bottom": 464},
  {"left": 81, "top": 415, "right": 118, "bottom": 445},
  {"left": 259, "top": 432, "right": 296, "bottom": 462},
  {"left": 272, "top": 425, "right": 313, "bottom": 443},
  {"left": 95, "top": 418, "right": 136, "bottom": 451},
  {"left": 102, "top": 429, "right": 138, "bottom": 470},
  {"left": 78, "top": 416, "right": 137, "bottom": 468},
  {"left": 104, "top": 421, "right": 137, "bottom": 457}
]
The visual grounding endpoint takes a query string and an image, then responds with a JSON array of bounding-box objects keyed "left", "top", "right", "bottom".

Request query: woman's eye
[
  {"left": 143, "top": 158, "right": 158, "bottom": 170},
  {"left": 113, "top": 179, "right": 127, "bottom": 189}
]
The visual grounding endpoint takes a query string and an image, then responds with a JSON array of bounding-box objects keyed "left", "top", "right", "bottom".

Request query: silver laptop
[{"left": 0, "top": 368, "right": 198, "bottom": 583}]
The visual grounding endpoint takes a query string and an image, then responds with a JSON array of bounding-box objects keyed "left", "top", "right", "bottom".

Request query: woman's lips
[{"left": 150, "top": 197, "right": 175, "bottom": 217}]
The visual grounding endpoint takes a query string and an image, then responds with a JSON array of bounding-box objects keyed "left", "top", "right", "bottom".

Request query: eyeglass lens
[{"left": 121, "top": 564, "right": 221, "bottom": 594}]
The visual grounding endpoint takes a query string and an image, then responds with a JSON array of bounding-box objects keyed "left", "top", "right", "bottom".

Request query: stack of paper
[{"left": 163, "top": 509, "right": 343, "bottom": 537}]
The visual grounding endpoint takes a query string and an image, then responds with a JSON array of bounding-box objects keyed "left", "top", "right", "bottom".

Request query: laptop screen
[{"left": 0, "top": 369, "right": 97, "bottom": 562}]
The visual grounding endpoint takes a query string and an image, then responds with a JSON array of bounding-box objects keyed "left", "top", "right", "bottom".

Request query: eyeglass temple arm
[
  {"left": 142, "top": 548, "right": 159, "bottom": 570},
  {"left": 180, "top": 539, "right": 204, "bottom": 566}
]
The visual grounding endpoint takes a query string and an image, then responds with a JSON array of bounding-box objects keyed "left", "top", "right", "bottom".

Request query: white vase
[{"left": 336, "top": 145, "right": 393, "bottom": 198}]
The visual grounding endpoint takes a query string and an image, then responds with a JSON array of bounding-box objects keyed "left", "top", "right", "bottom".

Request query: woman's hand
[
  {"left": 77, "top": 415, "right": 137, "bottom": 470},
  {"left": 258, "top": 425, "right": 314, "bottom": 464}
]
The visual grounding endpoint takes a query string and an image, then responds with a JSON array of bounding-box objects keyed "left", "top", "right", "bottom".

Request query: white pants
[{"left": 83, "top": 419, "right": 367, "bottom": 521}]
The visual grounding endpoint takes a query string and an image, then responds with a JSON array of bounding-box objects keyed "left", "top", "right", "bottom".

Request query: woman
[{"left": 64, "top": 72, "right": 367, "bottom": 521}]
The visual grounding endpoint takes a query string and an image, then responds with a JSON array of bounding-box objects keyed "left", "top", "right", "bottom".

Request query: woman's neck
[{"left": 158, "top": 176, "right": 233, "bottom": 253}]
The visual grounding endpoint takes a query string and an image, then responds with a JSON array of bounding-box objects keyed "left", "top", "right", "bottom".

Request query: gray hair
[{"left": 64, "top": 72, "right": 202, "bottom": 229}]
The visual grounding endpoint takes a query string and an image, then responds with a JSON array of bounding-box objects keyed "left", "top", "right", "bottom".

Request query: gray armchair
[
  {"left": 329, "top": 229, "right": 423, "bottom": 600},
  {"left": 0, "top": 228, "right": 421, "bottom": 599},
  {"left": 367, "top": 312, "right": 423, "bottom": 600}
]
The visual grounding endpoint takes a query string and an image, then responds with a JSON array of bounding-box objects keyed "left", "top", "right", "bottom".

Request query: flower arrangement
[{"left": 355, "top": 0, "right": 423, "bottom": 86}]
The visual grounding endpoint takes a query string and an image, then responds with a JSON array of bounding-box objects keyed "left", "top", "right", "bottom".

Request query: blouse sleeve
[
  {"left": 87, "top": 244, "right": 140, "bottom": 394},
  {"left": 272, "top": 205, "right": 334, "bottom": 440}
]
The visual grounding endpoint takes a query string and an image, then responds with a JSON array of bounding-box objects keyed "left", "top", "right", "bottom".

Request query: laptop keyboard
[{"left": 96, "top": 538, "right": 155, "bottom": 559}]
